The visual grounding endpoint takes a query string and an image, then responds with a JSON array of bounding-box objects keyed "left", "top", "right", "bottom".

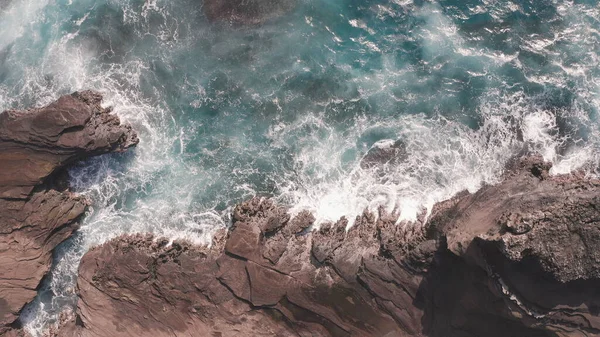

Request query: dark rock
[
  {"left": 0, "top": 91, "right": 137, "bottom": 334},
  {"left": 360, "top": 139, "right": 408, "bottom": 169},
  {"left": 203, "top": 0, "right": 297, "bottom": 25},
  {"left": 424, "top": 155, "right": 600, "bottom": 335},
  {"left": 433, "top": 155, "right": 600, "bottom": 283}
]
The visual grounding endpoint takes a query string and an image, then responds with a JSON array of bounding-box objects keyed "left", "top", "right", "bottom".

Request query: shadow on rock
[{"left": 30, "top": 156, "right": 600, "bottom": 337}]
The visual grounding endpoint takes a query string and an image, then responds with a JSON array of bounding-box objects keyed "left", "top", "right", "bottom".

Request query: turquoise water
[{"left": 1, "top": 0, "right": 599, "bottom": 334}]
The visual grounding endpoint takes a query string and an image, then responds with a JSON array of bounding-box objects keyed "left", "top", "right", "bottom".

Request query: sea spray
[{"left": 0, "top": 0, "right": 598, "bottom": 334}]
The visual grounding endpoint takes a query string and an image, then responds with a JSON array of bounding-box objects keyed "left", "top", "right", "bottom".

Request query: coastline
[{"left": 1, "top": 96, "right": 597, "bottom": 336}]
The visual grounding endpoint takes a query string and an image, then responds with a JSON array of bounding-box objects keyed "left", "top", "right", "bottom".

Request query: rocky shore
[
  {"left": 0, "top": 91, "right": 138, "bottom": 336},
  {"left": 62, "top": 157, "right": 600, "bottom": 337},
  {"left": 2, "top": 91, "right": 600, "bottom": 337}
]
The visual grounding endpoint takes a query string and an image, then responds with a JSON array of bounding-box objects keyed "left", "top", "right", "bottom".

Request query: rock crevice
[
  {"left": 0, "top": 91, "right": 138, "bottom": 335},
  {"left": 2, "top": 94, "right": 599, "bottom": 337},
  {"left": 65, "top": 156, "right": 600, "bottom": 337}
]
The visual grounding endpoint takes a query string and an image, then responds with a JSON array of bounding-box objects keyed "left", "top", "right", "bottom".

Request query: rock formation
[
  {"left": 360, "top": 139, "right": 408, "bottom": 169},
  {"left": 0, "top": 91, "right": 138, "bottom": 335},
  {"left": 62, "top": 156, "right": 600, "bottom": 337}
]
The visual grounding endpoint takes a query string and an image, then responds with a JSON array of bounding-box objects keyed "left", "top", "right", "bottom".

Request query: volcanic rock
[{"left": 0, "top": 91, "right": 138, "bottom": 334}]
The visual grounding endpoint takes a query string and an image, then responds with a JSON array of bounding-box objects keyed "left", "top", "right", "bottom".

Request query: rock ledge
[
  {"left": 0, "top": 91, "right": 138, "bottom": 335},
  {"left": 63, "top": 156, "right": 600, "bottom": 337}
]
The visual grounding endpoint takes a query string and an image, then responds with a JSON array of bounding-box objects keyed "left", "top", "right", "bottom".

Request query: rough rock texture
[
  {"left": 423, "top": 156, "right": 600, "bottom": 336},
  {"left": 63, "top": 156, "right": 600, "bottom": 337},
  {"left": 203, "top": 0, "right": 296, "bottom": 25},
  {"left": 0, "top": 91, "right": 138, "bottom": 334}
]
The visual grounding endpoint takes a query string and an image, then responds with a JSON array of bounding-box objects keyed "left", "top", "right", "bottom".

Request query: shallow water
[{"left": 0, "top": 0, "right": 599, "bottom": 334}]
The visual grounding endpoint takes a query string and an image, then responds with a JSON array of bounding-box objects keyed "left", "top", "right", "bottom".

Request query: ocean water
[{"left": 0, "top": 0, "right": 599, "bottom": 334}]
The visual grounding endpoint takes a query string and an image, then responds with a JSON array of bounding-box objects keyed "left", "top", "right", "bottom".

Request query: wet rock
[
  {"left": 203, "top": 0, "right": 297, "bottom": 25},
  {"left": 0, "top": 91, "right": 137, "bottom": 334},
  {"left": 0, "top": 90, "right": 138, "bottom": 199},
  {"left": 360, "top": 139, "right": 408, "bottom": 169},
  {"left": 425, "top": 155, "right": 600, "bottom": 335},
  {"left": 433, "top": 155, "right": 600, "bottom": 283}
]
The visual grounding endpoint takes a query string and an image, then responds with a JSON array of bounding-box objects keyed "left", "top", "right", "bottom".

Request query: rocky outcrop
[
  {"left": 360, "top": 139, "right": 407, "bottom": 169},
  {"left": 424, "top": 156, "right": 600, "bottom": 336},
  {"left": 63, "top": 156, "right": 600, "bottom": 337},
  {"left": 0, "top": 91, "right": 138, "bottom": 334},
  {"left": 202, "top": 0, "right": 296, "bottom": 25}
]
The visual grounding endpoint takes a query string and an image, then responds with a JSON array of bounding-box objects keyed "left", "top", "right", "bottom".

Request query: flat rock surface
[
  {"left": 61, "top": 156, "right": 600, "bottom": 337},
  {"left": 0, "top": 91, "right": 137, "bottom": 334}
]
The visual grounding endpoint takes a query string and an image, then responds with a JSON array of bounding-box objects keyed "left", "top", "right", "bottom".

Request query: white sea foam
[
  {"left": 0, "top": 0, "right": 50, "bottom": 52},
  {"left": 10, "top": 3, "right": 224, "bottom": 336},
  {"left": 273, "top": 93, "right": 514, "bottom": 226},
  {"left": 2, "top": 0, "right": 599, "bottom": 335}
]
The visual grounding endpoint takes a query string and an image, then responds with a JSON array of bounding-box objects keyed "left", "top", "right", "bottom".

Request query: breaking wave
[{"left": 0, "top": 0, "right": 598, "bottom": 334}]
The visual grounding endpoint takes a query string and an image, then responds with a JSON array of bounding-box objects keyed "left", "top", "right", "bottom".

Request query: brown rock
[
  {"left": 0, "top": 91, "right": 137, "bottom": 199},
  {"left": 285, "top": 210, "right": 314, "bottom": 235},
  {"left": 66, "top": 156, "right": 600, "bottom": 337},
  {"left": 224, "top": 221, "right": 261, "bottom": 260},
  {"left": 0, "top": 91, "right": 137, "bottom": 333},
  {"left": 217, "top": 254, "right": 252, "bottom": 301},
  {"left": 74, "top": 234, "right": 299, "bottom": 337}
]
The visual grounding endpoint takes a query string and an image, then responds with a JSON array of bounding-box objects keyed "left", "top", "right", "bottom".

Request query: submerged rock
[
  {"left": 203, "top": 0, "right": 296, "bottom": 25},
  {"left": 0, "top": 91, "right": 137, "bottom": 334},
  {"left": 62, "top": 156, "right": 600, "bottom": 337},
  {"left": 360, "top": 139, "right": 408, "bottom": 169}
]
